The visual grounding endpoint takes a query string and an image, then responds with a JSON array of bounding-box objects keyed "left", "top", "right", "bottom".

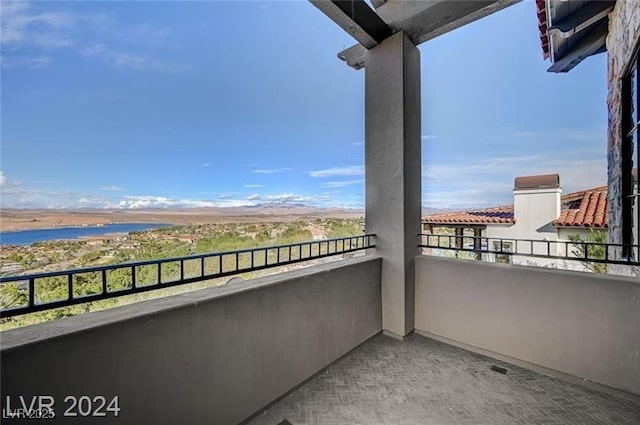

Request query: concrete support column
[{"left": 365, "top": 31, "right": 421, "bottom": 337}]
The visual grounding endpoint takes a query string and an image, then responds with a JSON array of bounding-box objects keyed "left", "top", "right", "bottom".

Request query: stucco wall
[
  {"left": 1, "top": 256, "right": 382, "bottom": 424},
  {"left": 607, "top": 0, "right": 640, "bottom": 254},
  {"left": 484, "top": 187, "right": 562, "bottom": 268},
  {"left": 483, "top": 225, "right": 594, "bottom": 271},
  {"left": 415, "top": 255, "right": 640, "bottom": 395},
  {"left": 487, "top": 189, "right": 560, "bottom": 250}
]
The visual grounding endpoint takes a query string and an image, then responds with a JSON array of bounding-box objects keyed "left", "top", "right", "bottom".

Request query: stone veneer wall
[{"left": 606, "top": 0, "right": 640, "bottom": 260}]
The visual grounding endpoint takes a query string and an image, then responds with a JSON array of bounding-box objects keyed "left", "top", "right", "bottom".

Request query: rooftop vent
[{"left": 514, "top": 174, "right": 560, "bottom": 190}]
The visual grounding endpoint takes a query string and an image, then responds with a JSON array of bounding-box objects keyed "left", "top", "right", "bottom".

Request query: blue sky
[{"left": 1, "top": 0, "right": 607, "bottom": 210}]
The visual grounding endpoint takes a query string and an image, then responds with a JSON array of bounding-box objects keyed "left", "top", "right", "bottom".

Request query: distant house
[{"left": 422, "top": 174, "right": 607, "bottom": 271}]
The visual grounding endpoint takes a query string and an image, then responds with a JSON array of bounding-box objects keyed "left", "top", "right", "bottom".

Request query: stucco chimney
[{"left": 513, "top": 174, "right": 561, "bottom": 236}]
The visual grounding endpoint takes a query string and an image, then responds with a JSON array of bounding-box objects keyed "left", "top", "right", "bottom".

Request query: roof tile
[
  {"left": 555, "top": 188, "right": 608, "bottom": 228},
  {"left": 536, "top": 0, "right": 550, "bottom": 59},
  {"left": 423, "top": 205, "right": 515, "bottom": 225},
  {"left": 423, "top": 187, "right": 608, "bottom": 228}
]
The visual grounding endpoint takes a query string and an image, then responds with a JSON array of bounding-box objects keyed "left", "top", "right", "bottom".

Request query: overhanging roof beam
[
  {"left": 376, "top": 0, "right": 521, "bottom": 46},
  {"left": 548, "top": 19, "right": 608, "bottom": 72},
  {"left": 337, "top": 0, "right": 522, "bottom": 70},
  {"left": 548, "top": 0, "right": 614, "bottom": 39},
  {"left": 337, "top": 44, "right": 367, "bottom": 70},
  {"left": 309, "top": 0, "right": 392, "bottom": 49}
]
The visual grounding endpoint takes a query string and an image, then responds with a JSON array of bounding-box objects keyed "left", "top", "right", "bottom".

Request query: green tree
[
  {"left": 326, "top": 218, "right": 363, "bottom": 238},
  {"left": 0, "top": 282, "right": 28, "bottom": 310},
  {"left": 280, "top": 227, "right": 313, "bottom": 244},
  {"left": 568, "top": 229, "right": 607, "bottom": 273}
]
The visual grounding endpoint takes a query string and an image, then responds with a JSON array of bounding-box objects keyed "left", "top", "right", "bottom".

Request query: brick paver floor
[{"left": 247, "top": 333, "right": 640, "bottom": 425}]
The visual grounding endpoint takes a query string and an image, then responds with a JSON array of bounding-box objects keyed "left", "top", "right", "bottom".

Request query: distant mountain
[
  {"left": 245, "top": 202, "right": 310, "bottom": 209},
  {"left": 422, "top": 207, "right": 454, "bottom": 215},
  {"left": 0, "top": 206, "right": 364, "bottom": 232}
]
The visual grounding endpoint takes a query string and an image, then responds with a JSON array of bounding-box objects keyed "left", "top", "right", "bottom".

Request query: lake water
[{"left": 0, "top": 223, "right": 172, "bottom": 246}]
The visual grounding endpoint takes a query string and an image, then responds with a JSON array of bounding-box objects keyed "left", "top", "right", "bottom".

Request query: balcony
[
  {"left": 2, "top": 247, "right": 639, "bottom": 424},
  {"left": 2, "top": 1, "right": 640, "bottom": 423}
]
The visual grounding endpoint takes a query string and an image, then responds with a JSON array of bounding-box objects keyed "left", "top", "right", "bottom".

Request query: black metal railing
[
  {"left": 0, "top": 234, "right": 375, "bottom": 318},
  {"left": 418, "top": 233, "right": 640, "bottom": 267}
]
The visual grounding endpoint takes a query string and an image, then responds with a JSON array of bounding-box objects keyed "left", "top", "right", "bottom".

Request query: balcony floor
[{"left": 247, "top": 333, "right": 640, "bottom": 425}]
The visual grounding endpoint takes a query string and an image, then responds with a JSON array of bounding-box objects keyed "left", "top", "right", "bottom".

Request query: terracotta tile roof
[
  {"left": 560, "top": 185, "right": 607, "bottom": 204},
  {"left": 554, "top": 187, "right": 608, "bottom": 228},
  {"left": 536, "top": 0, "right": 550, "bottom": 60},
  {"left": 423, "top": 205, "right": 515, "bottom": 225},
  {"left": 423, "top": 186, "right": 608, "bottom": 228}
]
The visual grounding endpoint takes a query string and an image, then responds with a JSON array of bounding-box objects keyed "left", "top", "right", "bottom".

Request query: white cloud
[
  {"left": 81, "top": 43, "right": 188, "bottom": 73},
  {"left": 320, "top": 179, "right": 364, "bottom": 188},
  {"left": 201, "top": 163, "right": 211, "bottom": 167},
  {"left": 423, "top": 182, "right": 513, "bottom": 209},
  {"left": 117, "top": 195, "right": 254, "bottom": 209},
  {"left": 1, "top": 2, "right": 184, "bottom": 72},
  {"left": 1, "top": 178, "right": 260, "bottom": 209},
  {"left": 100, "top": 185, "right": 124, "bottom": 192},
  {"left": 108, "top": 22, "right": 175, "bottom": 49},
  {"left": 0, "top": 55, "right": 51, "bottom": 69},
  {"left": 1, "top": 2, "right": 76, "bottom": 48},
  {"left": 487, "top": 127, "right": 606, "bottom": 142},
  {"left": 422, "top": 154, "right": 606, "bottom": 209},
  {"left": 244, "top": 184, "right": 265, "bottom": 188},
  {"left": 423, "top": 155, "right": 541, "bottom": 181},
  {"left": 1, "top": 178, "right": 118, "bottom": 209},
  {"left": 252, "top": 168, "right": 291, "bottom": 174},
  {"left": 263, "top": 193, "right": 328, "bottom": 204},
  {"left": 0, "top": 175, "right": 331, "bottom": 209},
  {"left": 118, "top": 196, "right": 173, "bottom": 209},
  {"left": 309, "top": 165, "right": 363, "bottom": 178},
  {"left": 421, "top": 134, "right": 438, "bottom": 141},
  {"left": 562, "top": 128, "right": 606, "bottom": 141},
  {"left": 0, "top": 172, "right": 23, "bottom": 193},
  {"left": 543, "top": 159, "right": 607, "bottom": 193},
  {"left": 424, "top": 155, "right": 605, "bottom": 189}
]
